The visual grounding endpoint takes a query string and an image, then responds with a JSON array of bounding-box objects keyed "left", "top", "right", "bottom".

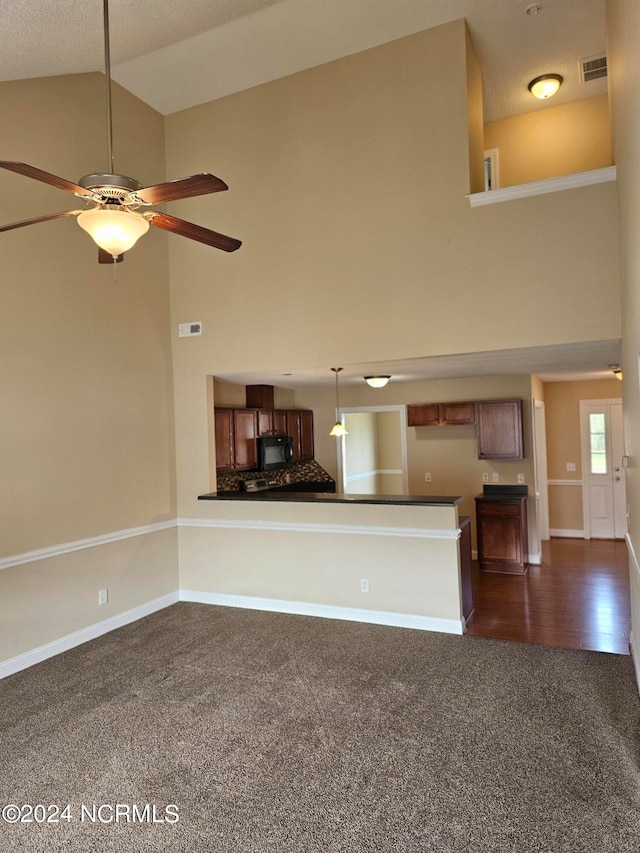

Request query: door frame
[
  {"left": 579, "top": 398, "right": 625, "bottom": 539},
  {"left": 532, "top": 399, "right": 550, "bottom": 542},
  {"left": 336, "top": 405, "right": 408, "bottom": 494}
]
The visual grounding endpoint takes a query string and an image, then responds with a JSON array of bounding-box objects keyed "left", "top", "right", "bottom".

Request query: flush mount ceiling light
[
  {"left": 329, "top": 367, "right": 348, "bottom": 437},
  {"left": 0, "top": 0, "right": 241, "bottom": 263},
  {"left": 364, "top": 376, "right": 391, "bottom": 388},
  {"left": 528, "top": 74, "right": 563, "bottom": 100}
]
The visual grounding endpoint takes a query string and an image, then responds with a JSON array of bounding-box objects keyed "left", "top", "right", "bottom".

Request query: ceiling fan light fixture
[
  {"left": 364, "top": 375, "right": 391, "bottom": 388},
  {"left": 77, "top": 208, "right": 149, "bottom": 257},
  {"left": 527, "top": 73, "right": 563, "bottom": 100}
]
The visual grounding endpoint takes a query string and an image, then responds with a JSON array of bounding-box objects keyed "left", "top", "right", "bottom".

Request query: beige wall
[
  {"left": 179, "top": 501, "right": 464, "bottom": 628},
  {"left": 608, "top": 0, "right": 640, "bottom": 668},
  {"left": 166, "top": 20, "right": 620, "bottom": 527},
  {"left": 544, "top": 378, "right": 622, "bottom": 532},
  {"left": 0, "top": 74, "right": 178, "bottom": 663},
  {"left": 484, "top": 95, "right": 612, "bottom": 187}
]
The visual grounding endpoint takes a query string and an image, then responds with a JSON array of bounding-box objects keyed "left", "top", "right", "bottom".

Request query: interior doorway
[
  {"left": 580, "top": 399, "right": 628, "bottom": 539},
  {"left": 337, "top": 406, "right": 408, "bottom": 495}
]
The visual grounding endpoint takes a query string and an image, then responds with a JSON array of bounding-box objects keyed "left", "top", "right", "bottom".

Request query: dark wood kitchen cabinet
[
  {"left": 440, "top": 402, "right": 475, "bottom": 425},
  {"left": 299, "top": 410, "right": 314, "bottom": 461},
  {"left": 214, "top": 408, "right": 235, "bottom": 472},
  {"left": 233, "top": 409, "right": 258, "bottom": 470},
  {"left": 475, "top": 495, "right": 528, "bottom": 574},
  {"left": 285, "top": 409, "right": 314, "bottom": 461},
  {"left": 214, "top": 407, "right": 257, "bottom": 471},
  {"left": 407, "top": 401, "right": 475, "bottom": 426},
  {"left": 273, "top": 410, "right": 288, "bottom": 436},
  {"left": 407, "top": 403, "right": 440, "bottom": 426},
  {"left": 476, "top": 400, "right": 523, "bottom": 460},
  {"left": 257, "top": 409, "right": 274, "bottom": 436}
]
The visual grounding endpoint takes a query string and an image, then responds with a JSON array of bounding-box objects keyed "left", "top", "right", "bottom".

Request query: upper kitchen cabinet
[
  {"left": 407, "top": 401, "right": 475, "bottom": 426},
  {"left": 214, "top": 407, "right": 258, "bottom": 472},
  {"left": 407, "top": 404, "right": 440, "bottom": 426},
  {"left": 233, "top": 409, "right": 258, "bottom": 470},
  {"left": 476, "top": 400, "right": 524, "bottom": 460},
  {"left": 286, "top": 410, "right": 314, "bottom": 461},
  {"left": 214, "top": 408, "right": 235, "bottom": 472}
]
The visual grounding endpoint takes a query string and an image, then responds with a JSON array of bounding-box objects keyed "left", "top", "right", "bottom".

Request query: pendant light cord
[{"left": 103, "top": 0, "right": 114, "bottom": 173}]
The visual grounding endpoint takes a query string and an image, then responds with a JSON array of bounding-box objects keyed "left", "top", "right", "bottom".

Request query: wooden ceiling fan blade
[
  {"left": 98, "top": 248, "right": 124, "bottom": 264},
  {"left": 0, "top": 161, "right": 94, "bottom": 199},
  {"left": 0, "top": 209, "right": 81, "bottom": 233},
  {"left": 132, "top": 173, "right": 229, "bottom": 205},
  {"left": 147, "top": 212, "right": 242, "bottom": 252}
]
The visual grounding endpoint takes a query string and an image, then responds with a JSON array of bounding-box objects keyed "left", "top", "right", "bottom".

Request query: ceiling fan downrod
[{"left": 103, "top": 0, "right": 114, "bottom": 174}]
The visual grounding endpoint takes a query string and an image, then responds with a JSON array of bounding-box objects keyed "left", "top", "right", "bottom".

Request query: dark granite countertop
[{"left": 198, "top": 491, "right": 463, "bottom": 507}]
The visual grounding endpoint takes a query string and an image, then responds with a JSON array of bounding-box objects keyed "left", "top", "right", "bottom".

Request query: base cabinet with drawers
[{"left": 475, "top": 491, "right": 528, "bottom": 574}]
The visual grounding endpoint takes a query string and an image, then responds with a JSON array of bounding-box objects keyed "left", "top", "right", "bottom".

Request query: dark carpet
[{"left": 1, "top": 602, "right": 639, "bottom": 852}]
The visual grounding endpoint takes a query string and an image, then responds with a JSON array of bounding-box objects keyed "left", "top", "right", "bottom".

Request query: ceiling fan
[{"left": 0, "top": 0, "right": 241, "bottom": 264}]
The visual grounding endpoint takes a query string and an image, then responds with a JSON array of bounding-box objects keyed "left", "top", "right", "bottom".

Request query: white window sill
[{"left": 467, "top": 166, "right": 616, "bottom": 207}]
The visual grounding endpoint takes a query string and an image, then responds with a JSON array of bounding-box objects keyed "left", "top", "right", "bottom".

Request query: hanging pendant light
[{"left": 329, "top": 367, "right": 348, "bottom": 436}]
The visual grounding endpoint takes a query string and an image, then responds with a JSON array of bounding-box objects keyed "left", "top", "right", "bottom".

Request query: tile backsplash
[{"left": 216, "top": 460, "right": 334, "bottom": 493}]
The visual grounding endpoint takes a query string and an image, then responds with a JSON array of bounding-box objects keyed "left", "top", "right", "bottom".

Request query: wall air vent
[{"left": 580, "top": 55, "right": 607, "bottom": 84}]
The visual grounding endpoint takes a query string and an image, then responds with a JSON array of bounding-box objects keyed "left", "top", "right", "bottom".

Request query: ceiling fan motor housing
[{"left": 78, "top": 172, "right": 142, "bottom": 201}]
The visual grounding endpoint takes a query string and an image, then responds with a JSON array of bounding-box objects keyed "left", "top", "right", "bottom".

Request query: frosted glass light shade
[
  {"left": 527, "top": 74, "right": 563, "bottom": 100},
  {"left": 329, "top": 421, "right": 348, "bottom": 437},
  {"left": 77, "top": 208, "right": 149, "bottom": 256},
  {"left": 364, "top": 376, "right": 390, "bottom": 388}
]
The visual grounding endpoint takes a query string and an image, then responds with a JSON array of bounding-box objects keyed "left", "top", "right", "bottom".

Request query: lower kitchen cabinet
[{"left": 475, "top": 495, "right": 528, "bottom": 574}]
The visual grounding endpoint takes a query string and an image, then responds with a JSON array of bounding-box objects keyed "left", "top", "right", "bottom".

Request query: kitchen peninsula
[{"left": 185, "top": 487, "right": 474, "bottom": 635}]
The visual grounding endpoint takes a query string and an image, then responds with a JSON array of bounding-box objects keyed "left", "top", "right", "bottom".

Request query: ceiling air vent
[{"left": 580, "top": 55, "right": 607, "bottom": 84}]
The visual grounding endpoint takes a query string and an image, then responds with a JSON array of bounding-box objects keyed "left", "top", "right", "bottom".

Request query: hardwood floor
[{"left": 465, "top": 537, "right": 631, "bottom": 655}]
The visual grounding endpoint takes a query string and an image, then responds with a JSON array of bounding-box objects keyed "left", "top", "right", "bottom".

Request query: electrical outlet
[
  {"left": 517, "top": 473, "right": 525, "bottom": 484},
  {"left": 492, "top": 473, "right": 500, "bottom": 483},
  {"left": 98, "top": 588, "right": 108, "bottom": 606},
  {"left": 360, "top": 578, "right": 369, "bottom": 593},
  {"left": 566, "top": 462, "right": 576, "bottom": 472},
  {"left": 424, "top": 472, "right": 431, "bottom": 483},
  {"left": 482, "top": 472, "right": 489, "bottom": 483}
]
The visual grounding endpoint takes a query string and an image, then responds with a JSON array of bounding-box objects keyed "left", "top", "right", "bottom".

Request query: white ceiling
[
  {"left": 215, "top": 340, "right": 622, "bottom": 388},
  {"left": 0, "top": 0, "right": 607, "bottom": 120}
]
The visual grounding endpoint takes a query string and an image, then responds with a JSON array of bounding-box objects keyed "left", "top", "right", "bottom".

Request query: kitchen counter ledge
[{"left": 198, "top": 491, "right": 463, "bottom": 507}]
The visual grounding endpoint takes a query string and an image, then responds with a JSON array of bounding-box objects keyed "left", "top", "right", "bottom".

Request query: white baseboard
[
  {"left": 549, "top": 529, "right": 585, "bottom": 538},
  {"left": 630, "top": 632, "right": 640, "bottom": 697},
  {"left": 180, "top": 589, "right": 464, "bottom": 635},
  {"left": 0, "top": 591, "right": 179, "bottom": 680}
]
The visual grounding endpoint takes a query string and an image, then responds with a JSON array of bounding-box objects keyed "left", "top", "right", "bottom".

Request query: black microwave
[{"left": 257, "top": 435, "right": 294, "bottom": 471}]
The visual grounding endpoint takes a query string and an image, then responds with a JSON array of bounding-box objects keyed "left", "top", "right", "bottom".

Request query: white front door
[{"left": 580, "top": 400, "right": 627, "bottom": 539}]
